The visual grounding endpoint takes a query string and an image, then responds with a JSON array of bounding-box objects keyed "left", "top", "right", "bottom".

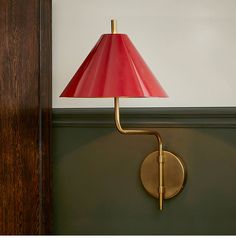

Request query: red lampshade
[{"left": 60, "top": 33, "right": 168, "bottom": 98}]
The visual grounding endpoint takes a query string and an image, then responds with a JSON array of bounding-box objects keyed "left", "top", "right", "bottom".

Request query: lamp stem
[
  {"left": 111, "top": 19, "right": 117, "bottom": 34},
  {"left": 114, "top": 97, "right": 164, "bottom": 210}
]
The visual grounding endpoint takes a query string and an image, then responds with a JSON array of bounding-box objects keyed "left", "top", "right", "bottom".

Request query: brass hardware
[
  {"left": 114, "top": 97, "right": 165, "bottom": 209},
  {"left": 111, "top": 19, "right": 117, "bottom": 34},
  {"left": 114, "top": 97, "right": 186, "bottom": 210},
  {"left": 111, "top": 22, "right": 165, "bottom": 209},
  {"left": 140, "top": 151, "right": 186, "bottom": 199}
]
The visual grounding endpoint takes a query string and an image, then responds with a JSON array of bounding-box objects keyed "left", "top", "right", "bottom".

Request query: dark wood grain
[
  {"left": 39, "top": 0, "right": 52, "bottom": 234},
  {"left": 0, "top": 0, "right": 52, "bottom": 234}
]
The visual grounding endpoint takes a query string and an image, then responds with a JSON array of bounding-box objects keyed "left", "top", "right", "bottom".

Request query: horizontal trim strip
[{"left": 53, "top": 107, "right": 236, "bottom": 128}]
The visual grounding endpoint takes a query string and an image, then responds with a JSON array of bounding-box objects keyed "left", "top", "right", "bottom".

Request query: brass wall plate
[{"left": 140, "top": 151, "right": 186, "bottom": 199}]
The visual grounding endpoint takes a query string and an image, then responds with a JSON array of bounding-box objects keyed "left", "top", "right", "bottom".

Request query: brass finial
[{"left": 111, "top": 19, "right": 117, "bottom": 34}]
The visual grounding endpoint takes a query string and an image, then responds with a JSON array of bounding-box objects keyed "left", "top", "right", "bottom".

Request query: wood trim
[
  {"left": 0, "top": 0, "right": 52, "bottom": 234},
  {"left": 39, "top": 0, "right": 52, "bottom": 234},
  {"left": 53, "top": 108, "right": 236, "bottom": 128}
]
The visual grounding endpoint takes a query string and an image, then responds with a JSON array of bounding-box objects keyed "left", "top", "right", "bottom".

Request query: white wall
[{"left": 52, "top": 0, "right": 236, "bottom": 108}]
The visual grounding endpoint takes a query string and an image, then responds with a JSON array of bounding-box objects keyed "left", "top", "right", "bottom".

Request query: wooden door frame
[
  {"left": 0, "top": 0, "right": 52, "bottom": 234},
  {"left": 39, "top": 0, "right": 52, "bottom": 234}
]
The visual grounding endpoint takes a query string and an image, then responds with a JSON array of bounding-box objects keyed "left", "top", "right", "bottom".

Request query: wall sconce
[{"left": 60, "top": 20, "right": 186, "bottom": 210}]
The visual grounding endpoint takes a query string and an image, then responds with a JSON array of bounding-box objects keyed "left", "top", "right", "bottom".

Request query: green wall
[{"left": 53, "top": 108, "right": 236, "bottom": 234}]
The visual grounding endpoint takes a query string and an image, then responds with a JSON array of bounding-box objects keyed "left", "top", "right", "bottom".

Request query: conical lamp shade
[{"left": 60, "top": 34, "right": 168, "bottom": 98}]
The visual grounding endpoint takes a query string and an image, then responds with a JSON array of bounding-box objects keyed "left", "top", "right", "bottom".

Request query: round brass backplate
[{"left": 140, "top": 151, "right": 186, "bottom": 199}]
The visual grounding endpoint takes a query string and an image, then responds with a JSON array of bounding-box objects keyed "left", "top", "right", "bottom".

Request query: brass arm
[{"left": 114, "top": 97, "right": 164, "bottom": 210}]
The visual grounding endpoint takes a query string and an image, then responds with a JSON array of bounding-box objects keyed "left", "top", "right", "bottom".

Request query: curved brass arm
[{"left": 114, "top": 97, "right": 164, "bottom": 210}]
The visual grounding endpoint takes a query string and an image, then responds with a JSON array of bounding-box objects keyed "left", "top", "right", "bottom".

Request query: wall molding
[{"left": 53, "top": 107, "right": 236, "bottom": 128}]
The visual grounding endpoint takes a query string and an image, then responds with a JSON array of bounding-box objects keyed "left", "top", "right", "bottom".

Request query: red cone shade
[{"left": 60, "top": 34, "right": 168, "bottom": 98}]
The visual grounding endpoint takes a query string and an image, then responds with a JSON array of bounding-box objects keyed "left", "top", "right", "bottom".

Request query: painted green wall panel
[{"left": 53, "top": 126, "right": 236, "bottom": 234}]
